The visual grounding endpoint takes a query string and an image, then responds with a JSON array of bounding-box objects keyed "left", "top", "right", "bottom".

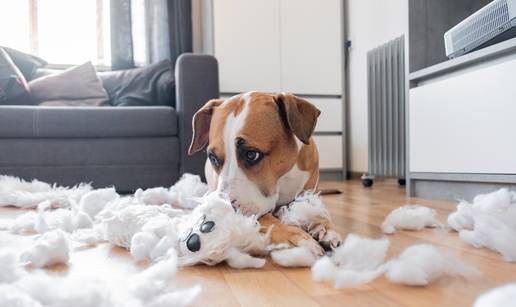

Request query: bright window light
[{"left": 0, "top": 0, "right": 111, "bottom": 67}]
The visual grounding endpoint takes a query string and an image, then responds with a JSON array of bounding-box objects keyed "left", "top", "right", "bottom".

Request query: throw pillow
[
  {"left": 98, "top": 59, "right": 175, "bottom": 107},
  {"left": 0, "top": 48, "right": 32, "bottom": 105},
  {"left": 1, "top": 47, "right": 47, "bottom": 80},
  {"left": 29, "top": 62, "right": 109, "bottom": 106}
]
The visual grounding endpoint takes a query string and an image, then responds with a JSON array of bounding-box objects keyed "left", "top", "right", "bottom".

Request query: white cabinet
[
  {"left": 213, "top": 0, "right": 281, "bottom": 92},
  {"left": 280, "top": 0, "right": 343, "bottom": 95},
  {"left": 410, "top": 55, "right": 516, "bottom": 174},
  {"left": 314, "top": 136, "right": 343, "bottom": 169}
]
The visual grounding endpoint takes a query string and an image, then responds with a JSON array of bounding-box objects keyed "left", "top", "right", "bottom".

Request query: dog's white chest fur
[{"left": 277, "top": 165, "right": 310, "bottom": 205}]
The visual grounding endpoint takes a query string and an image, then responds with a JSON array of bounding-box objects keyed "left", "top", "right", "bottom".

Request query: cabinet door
[
  {"left": 410, "top": 57, "right": 516, "bottom": 174},
  {"left": 213, "top": 0, "right": 281, "bottom": 93},
  {"left": 280, "top": 0, "right": 343, "bottom": 95}
]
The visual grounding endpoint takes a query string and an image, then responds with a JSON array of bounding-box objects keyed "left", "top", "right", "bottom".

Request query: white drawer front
[
  {"left": 410, "top": 57, "right": 516, "bottom": 174},
  {"left": 314, "top": 135, "right": 343, "bottom": 169},
  {"left": 309, "top": 97, "right": 342, "bottom": 133}
]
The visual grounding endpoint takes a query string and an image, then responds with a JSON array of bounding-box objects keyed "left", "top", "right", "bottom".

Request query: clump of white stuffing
[
  {"left": 311, "top": 234, "right": 389, "bottom": 288},
  {"left": 20, "top": 229, "right": 70, "bottom": 268},
  {"left": 0, "top": 175, "right": 92, "bottom": 209},
  {"left": 78, "top": 187, "right": 119, "bottom": 219},
  {"left": 382, "top": 205, "right": 440, "bottom": 234},
  {"left": 447, "top": 201, "right": 474, "bottom": 231},
  {"left": 0, "top": 284, "right": 43, "bottom": 307},
  {"left": 384, "top": 244, "right": 480, "bottom": 286},
  {"left": 448, "top": 188, "right": 516, "bottom": 262},
  {"left": 270, "top": 247, "right": 317, "bottom": 267},
  {"left": 276, "top": 192, "right": 330, "bottom": 229},
  {"left": 135, "top": 174, "right": 208, "bottom": 209},
  {"left": 0, "top": 249, "right": 21, "bottom": 283},
  {"left": 474, "top": 283, "right": 516, "bottom": 307}
]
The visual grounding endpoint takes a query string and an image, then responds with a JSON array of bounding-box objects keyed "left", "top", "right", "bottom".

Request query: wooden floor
[{"left": 2, "top": 179, "right": 516, "bottom": 307}]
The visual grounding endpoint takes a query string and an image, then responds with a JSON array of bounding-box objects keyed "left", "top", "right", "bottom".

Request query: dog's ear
[
  {"left": 275, "top": 93, "right": 321, "bottom": 144},
  {"left": 189, "top": 99, "right": 225, "bottom": 155}
]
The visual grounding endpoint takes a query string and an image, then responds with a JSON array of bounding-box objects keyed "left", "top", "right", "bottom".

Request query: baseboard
[{"left": 320, "top": 170, "right": 345, "bottom": 181}]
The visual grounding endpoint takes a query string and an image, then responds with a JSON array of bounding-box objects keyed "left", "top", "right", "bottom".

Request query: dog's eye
[
  {"left": 246, "top": 150, "right": 260, "bottom": 161},
  {"left": 186, "top": 233, "right": 201, "bottom": 252},
  {"left": 208, "top": 152, "right": 222, "bottom": 168}
]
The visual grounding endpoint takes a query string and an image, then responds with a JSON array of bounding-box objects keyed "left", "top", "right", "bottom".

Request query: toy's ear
[
  {"left": 189, "top": 98, "right": 225, "bottom": 155},
  {"left": 274, "top": 93, "right": 321, "bottom": 144},
  {"left": 206, "top": 193, "right": 234, "bottom": 216}
]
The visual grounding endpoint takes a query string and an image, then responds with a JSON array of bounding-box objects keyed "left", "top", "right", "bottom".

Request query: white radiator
[{"left": 366, "top": 36, "right": 406, "bottom": 180}]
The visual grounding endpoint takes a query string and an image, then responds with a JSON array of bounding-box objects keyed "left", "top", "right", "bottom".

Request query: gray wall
[{"left": 409, "top": 0, "right": 491, "bottom": 72}]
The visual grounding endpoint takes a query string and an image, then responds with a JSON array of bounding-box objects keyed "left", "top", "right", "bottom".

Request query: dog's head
[{"left": 188, "top": 92, "right": 320, "bottom": 216}]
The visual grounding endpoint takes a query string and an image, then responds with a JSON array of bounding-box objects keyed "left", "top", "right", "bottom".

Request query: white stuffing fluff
[
  {"left": 311, "top": 234, "right": 389, "bottom": 288},
  {"left": 385, "top": 244, "right": 480, "bottom": 286},
  {"left": 474, "top": 283, "right": 516, "bottom": 307},
  {"left": 0, "top": 249, "right": 21, "bottom": 283},
  {"left": 382, "top": 205, "right": 440, "bottom": 234},
  {"left": 0, "top": 284, "right": 43, "bottom": 307},
  {"left": 78, "top": 188, "right": 119, "bottom": 219},
  {"left": 0, "top": 249, "right": 200, "bottom": 307},
  {"left": 20, "top": 229, "right": 70, "bottom": 268},
  {"left": 276, "top": 191, "right": 331, "bottom": 229},
  {"left": 447, "top": 201, "right": 474, "bottom": 231},
  {"left": 135, "top": 173, "right": 208, "bottom": 209},
  {"left": 10, "top": 211, "right": 37, "bottom": 234},
  {"left": 0, "top": 175, "right": 92, "bottom": 209},
  {"left": 448, "top": 188, "right": 516, "bottom": 262},
  {"left": 270, "top": 246, "right": 317, "bottom": 267},
  {"left": 311, "top": 256, "right": 337, "bottom": 282}
]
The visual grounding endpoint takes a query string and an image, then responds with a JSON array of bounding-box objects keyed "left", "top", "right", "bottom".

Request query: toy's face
[{"left": 176, "top": 193, "right": 234, "bottom": 261}]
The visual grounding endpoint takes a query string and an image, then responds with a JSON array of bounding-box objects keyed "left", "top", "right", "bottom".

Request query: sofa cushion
[
  {"left": 29, "top": 62, "right": 109, "bottom": 106},
  {"left": 0, "top": 48, "right": 32, "bottom": 105},
  {"left": 0, "top": 106, "right": 177, "bottom": 138},
  {"left": 1, "top": 47, "right": 47, "bottom": 80}
]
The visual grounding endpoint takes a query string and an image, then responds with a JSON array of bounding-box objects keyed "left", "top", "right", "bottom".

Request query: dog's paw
[
  {"left": 319, "top": 229, "right": 342, "bottom": 251},
  {"left": 297, "top": 237, "right": 325, "bottom": 257},
  {"left": 309, "top": 223, "right": 327, "bottom": 242}
]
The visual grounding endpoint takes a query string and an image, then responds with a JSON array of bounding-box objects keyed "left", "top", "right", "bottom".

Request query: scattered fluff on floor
[
  {"left": 270, "top": 247, "right": 317, "bottom": 267},
  {"left": 0, "top": 249, "right": 201, "bottom": 307},
  {"left": 20, "top": 229, "right": 70, "bottom": 268},
  {"left": 382, "top": 205, "right": 440, "bottom": 234},
  {"left": 448, "top": 188, "right": 516, "bottom": 262},
  {"left": 311, "top": 237, "right": 480, "bottom": 288},
  {"left": 311, "top": 234, "right": 389, "bottom": 288},
  {"left": 0, "top": 175, "right": 92, "bottom": 209},
  {"left": 384, "top": 244, "right": 480, "bottom": 286},
  {"left": 474, "top": 283, "right": 516, "bottom": 307},
  {"left": 134, "top": 174, "right": 209, "bottom": 209},
  {"left": 0, "top": 249, "right": 20, "bottom": 283}
]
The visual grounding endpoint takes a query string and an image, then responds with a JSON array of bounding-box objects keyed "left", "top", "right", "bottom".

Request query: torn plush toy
[
  {"left": 382, "top": 205, "right": 440, "bottom": 234},
  {"left": 448, "top": 188, "right": 516, "bottom": 262}
]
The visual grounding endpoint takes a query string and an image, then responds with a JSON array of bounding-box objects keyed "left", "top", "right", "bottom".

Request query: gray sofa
[{"left": 0, "top": 54, "right": 218, "bottom": 192}]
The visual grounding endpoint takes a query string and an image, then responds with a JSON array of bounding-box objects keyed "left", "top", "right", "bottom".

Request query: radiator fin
[{"left": 367, "top": 36, "right": 405, "bottom": 178}]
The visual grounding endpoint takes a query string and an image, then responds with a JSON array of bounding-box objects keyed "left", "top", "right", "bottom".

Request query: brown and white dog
[{"left": 188, "top": 92, "right": 342, "bottom": 252}]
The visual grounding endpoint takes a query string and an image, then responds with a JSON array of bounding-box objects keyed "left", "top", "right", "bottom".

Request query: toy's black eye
[
  {"left": 200, "top": 221, "right": 215, "bottom": 233},
  {"left": 186, "top": 233, "right": 201, "bottom": 252},
  {"left": 208, "top": 152, "right": 222, "bottom": 168}
]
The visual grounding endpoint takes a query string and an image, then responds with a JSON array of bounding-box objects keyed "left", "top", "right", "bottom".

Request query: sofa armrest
[{"left": 175, "top": 53, "right": 219, "bottom": 178}]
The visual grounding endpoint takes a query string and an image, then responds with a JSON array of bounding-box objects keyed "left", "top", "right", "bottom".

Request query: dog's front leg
[
  {"left": 275, "top": 198, "right": 343, "bottom": 251},
  {"left": 259, "top": 213, "right": 324, "bottom": 256}
]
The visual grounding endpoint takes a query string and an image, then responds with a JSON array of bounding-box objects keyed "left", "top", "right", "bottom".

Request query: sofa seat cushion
[{"left": 0, "top": 106, "right": 177, "bottom": 138}]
